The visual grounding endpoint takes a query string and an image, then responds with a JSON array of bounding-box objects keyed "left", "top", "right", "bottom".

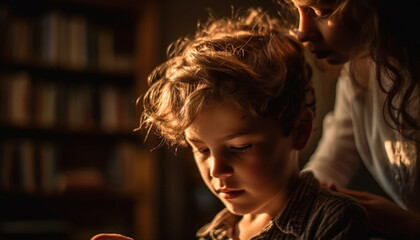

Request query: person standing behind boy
[
  {"left": 276, "top": 0, "right": 420, "bottom": 238},
  {"left": 91, "top": 8, "right": 369, "bottom": 240}
]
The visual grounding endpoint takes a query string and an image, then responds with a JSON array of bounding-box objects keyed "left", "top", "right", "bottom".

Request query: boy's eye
[
  {"left": 199, "top": 148, "right": 209, "bottom": 154},
  {"left": 230, "top": 144, "right": 252, "bottom": 153},
  {"left": 302, "top": 6, "right": 333, "bottom": 20},
  {"left": 192, "top": 148, "right": 209, "bottom": 154}
]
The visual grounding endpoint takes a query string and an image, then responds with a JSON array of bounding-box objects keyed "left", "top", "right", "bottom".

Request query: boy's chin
[{"left": 222, "top": 202, "right": 249, "bottom": 216}]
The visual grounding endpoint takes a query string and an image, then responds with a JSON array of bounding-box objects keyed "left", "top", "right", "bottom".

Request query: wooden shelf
[
  {"left": 0, "top": 60, "right": 135, "bottom": 83},
  {"left": 0, "top": 188, "right": 138, "bottom": 203},
  {"left": 0, "top": 125, "right": 141, "bottom": 141},
  {"left": 1, "top": 0, "right": 142, "bottom": 15},
  {"left": 0, "top": 0, "right": 157, "bottom": 239}
]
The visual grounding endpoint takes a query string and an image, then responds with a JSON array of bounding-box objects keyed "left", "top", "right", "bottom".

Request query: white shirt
[{"left": 304, "top": 60, "right": 420, "bottom": 212}]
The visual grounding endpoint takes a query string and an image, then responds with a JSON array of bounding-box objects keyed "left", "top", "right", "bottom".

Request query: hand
[
  {"left": 334, "top": 186, "right": 420, "bottom": 239},
  {"left": 91, "top": 233, "right": 134, "bottom": 240},
  {"left": 319, "top": 181, "right": 337, "bottom": 190}
]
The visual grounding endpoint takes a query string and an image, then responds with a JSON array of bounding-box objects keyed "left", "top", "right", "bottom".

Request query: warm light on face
[
  {"left": 290, "top": 0, "right": 364, "bottom": 64},
  {"left": 185, "top": 101, "right": 299, "bottom": 216}
]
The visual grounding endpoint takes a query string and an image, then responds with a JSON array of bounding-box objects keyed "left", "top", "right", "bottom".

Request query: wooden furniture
[{"left": 0, "top": 0, "right": 159, "bottom": 239}]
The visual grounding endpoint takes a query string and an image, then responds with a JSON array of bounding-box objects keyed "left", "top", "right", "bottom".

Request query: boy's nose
[
  {"left": 209, "top": 154, "right": 233, "bottom": 179},
  {"left": 296, "top": 11, "right": 322, "bottom": 42}
]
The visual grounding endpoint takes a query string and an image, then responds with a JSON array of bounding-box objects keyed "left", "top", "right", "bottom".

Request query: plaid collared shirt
[{"left": 196, "top": 171, "right": 370, "bottom": 240}]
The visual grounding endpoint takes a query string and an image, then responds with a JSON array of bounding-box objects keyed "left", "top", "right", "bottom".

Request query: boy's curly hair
[{"left": 139, "top": 8, "right": 314, "bottom": 146}]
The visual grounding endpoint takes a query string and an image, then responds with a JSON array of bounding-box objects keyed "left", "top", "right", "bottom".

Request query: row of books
[
  {"left": 0, "top": 6, "right": 133, "bottom": 71},
  {"left": 0, "top": 71, "right": 136, "bottom": 132},
  {"left": 0, "top": 139, "right": 148, "bottom": 194},
  {"left": 0, "top": 139, "right": 56, "bottom": 193}
]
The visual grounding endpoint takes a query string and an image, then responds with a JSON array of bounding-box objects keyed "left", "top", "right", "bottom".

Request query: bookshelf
[{"left": 0, "top": 0, "right": 159, "bottom": 239}]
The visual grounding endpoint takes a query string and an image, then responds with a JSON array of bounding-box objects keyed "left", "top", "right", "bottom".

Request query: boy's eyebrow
[
  {"left": 186, "top": 130, "right": 253, "bottom": 144},
  {"left": 222, "top": 131, "right": 253, "bottom": 141}
]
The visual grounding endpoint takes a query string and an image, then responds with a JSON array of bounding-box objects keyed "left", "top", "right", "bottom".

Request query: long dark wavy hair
[{"left": 278, "top": 0, "right": 420, "bottom": 141}]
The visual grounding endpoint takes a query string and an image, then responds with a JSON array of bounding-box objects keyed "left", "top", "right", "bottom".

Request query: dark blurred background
[{"left": 0, "top": 0, "right": 386, "bottom": 239}]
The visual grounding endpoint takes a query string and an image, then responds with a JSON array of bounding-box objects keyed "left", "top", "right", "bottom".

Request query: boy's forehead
[{"left": 184, "top": 102, "right": 262, "bottom": 141}]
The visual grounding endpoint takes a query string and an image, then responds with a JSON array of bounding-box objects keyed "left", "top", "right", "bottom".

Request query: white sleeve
[{"left": 303, "top": 70, "right": 362, "bottom": 187}]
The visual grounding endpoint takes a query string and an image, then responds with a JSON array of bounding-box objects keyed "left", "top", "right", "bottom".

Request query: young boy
[
  {"left": 139, "top": 8, "right": 370, "bottom": 239},
  {"left": 92, "top": 8, "right": 370, "bottom": 240}
]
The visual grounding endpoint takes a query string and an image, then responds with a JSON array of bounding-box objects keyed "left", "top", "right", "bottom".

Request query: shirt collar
[
  {"left": 273, "top": 171, "right": 320, "bottom": 237},
  {"left": 196, "top": 208, "right": 240, "bottom": 239},
  {"left": 196, "top": 171, "right": 320, "bottom": 239}
]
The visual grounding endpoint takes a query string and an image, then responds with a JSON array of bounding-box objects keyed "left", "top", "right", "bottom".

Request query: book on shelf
[
  {"left": 38, "top": 142, "right": 57, "bottom": 193},
  {"left": 0, "top": 73, "right": 8, "bottom": 124},
  {"left": 108, "top": 141, "right": 155, "bottom": 194},
  {"left": 0, "top": 3, "right": 10, "bottom": 59},
  {"left": 0, "top": 140, "right": 14, "bottom": 191},
  {"left": 67, "top": 14, "right": 88, "bottom": 69},
  {"left": 56, "top": 168, "right": 105, "bottom": 192},
  {"left": 1, "top": 72, "right": 32, "bottom": 126},
  {"left": 100, "top": 84, "right": 118, "bottom": 132},
  {"left": 9, "top": 17, "right": 32, "bottom": 62},
  {"left": 0, "top": 140, "right": 58, "bottom": 193},
  {"left": 19, "top": 140, "right": 36, "bottom": 193},
  {"left": 66, "top": 83, "right": 95, "bottom": 130},
  {"left": 1, "top": 6, "right": 132, "bottom": 72},
  {"left": 0, "top": 139, "right": 150, "bottom": 194},
  {"left": 97, "top": 27, "right": 115, "bottom": 69},
  {"left": 0, "top": 71, "right": 134, "bottom": 132},
  {"left": 0, "top": 71, "right": 33, "bottom": 127},
  {"left": 100, "top": 84, "right": 135, "bottom": 132},
  {"left": 0, "top": 219, "right": 70, "bottom": 240},
  {"left": 33, "top": 80, "right": 58, "bottom": 128}
]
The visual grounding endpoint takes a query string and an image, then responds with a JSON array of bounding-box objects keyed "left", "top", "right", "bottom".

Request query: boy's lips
[{"left": 217, "top": 188, "right": 244, "bottom": 199}]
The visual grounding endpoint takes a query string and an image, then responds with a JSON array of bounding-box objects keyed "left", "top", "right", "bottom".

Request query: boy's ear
[{"left": 292, "top": 109, "right": 313, "bottom": 150}]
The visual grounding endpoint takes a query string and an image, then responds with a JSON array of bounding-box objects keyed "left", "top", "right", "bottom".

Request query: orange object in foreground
[{"left": 91, "top": 233, "right": 134, "bottom": 240}]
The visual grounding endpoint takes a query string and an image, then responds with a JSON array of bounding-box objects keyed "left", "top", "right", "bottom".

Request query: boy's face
[{"left": 185, "top": 101, "right": 299, "bottom": 216}]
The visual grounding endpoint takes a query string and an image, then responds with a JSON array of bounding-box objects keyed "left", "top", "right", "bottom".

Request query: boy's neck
[
  {"left": 236, "top": 213, "right": 274, "bottom": 240},
  {"left": 236, "top": 172, "right": 300, "bottom": 239}
]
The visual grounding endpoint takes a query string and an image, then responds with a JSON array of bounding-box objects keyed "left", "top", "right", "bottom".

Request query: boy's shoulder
[
  {"left": 308, "top": 181, "right": 370, "bottom": 239},
  {"left": 274, "top": 171, "right": 370, "bottom": 239},
  {"left": 313, "top": 184, "right": 367, "bottom": 218},
  {"left": 294, "top": 171, "right": 367, "bottom": 219},
  {"left": 197, "top": 172, "right": 370, "bottom": 239}
]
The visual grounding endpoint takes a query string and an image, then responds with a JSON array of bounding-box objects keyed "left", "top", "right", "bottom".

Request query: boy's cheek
[{"left": 196, "top": 165, "right": 216, "bottom": 189}]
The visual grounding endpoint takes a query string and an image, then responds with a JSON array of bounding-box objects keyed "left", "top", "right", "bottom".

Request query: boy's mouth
[{"left": 217, "top": 188, "right": 244, "bottom": 199}]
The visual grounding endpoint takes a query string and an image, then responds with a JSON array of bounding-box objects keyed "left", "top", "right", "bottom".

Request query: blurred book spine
[
  {"left": 1, "top": 7, "right": 132, "bottom": 71},
  {"left": 0, "top": 71, "right": 135, "bottom": 132},
  {"left": 0, "top": 139, "right": 149, "bottom": 194},
  {"left": 0, "top": 139, "right": 56, "bottom": 193},
  {"left": 3, "top": 72, "right": 32, "bottom": 126}
]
